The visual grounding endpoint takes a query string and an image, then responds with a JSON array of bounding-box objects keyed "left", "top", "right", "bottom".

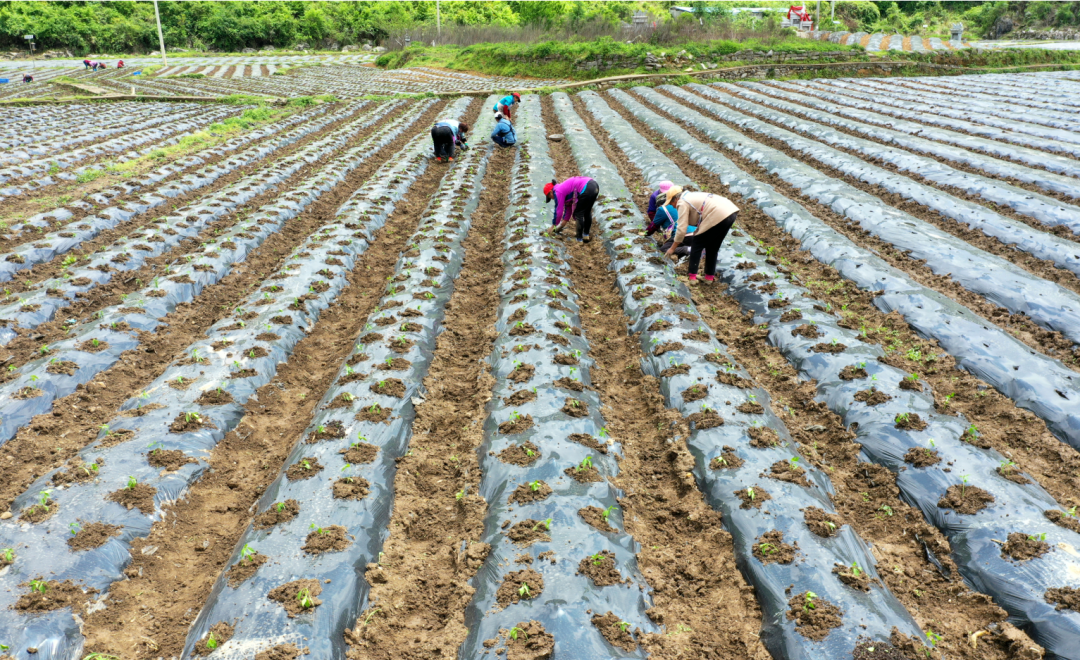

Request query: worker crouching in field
[
  {"left": 22, "top": 74, "right": 32, "bottom": 84},
  {"left": 545, "top": 176, "right": 599, "bottom": 243},
  {"left": 493, "top": 92, "right": 520, "bottom": 122},
  {"left": 646, "top": 180, "right": 673, "bottom": 221},
  {"left": 431, "top": 120, "right": 469, "bottom": 163},
  {"left": 643, "top": 201, "right": 691, "bottom": 263},
  {"left": 491, "top": 112, "right": 516, "bottom": 148},
  {"left": 663, "top": 186, "right": 740, "bottom": 285}
]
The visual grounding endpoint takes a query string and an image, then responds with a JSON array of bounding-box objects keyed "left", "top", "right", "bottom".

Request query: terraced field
[{"left": 1, "top": 69, "right": 1079, "bottom": 660}]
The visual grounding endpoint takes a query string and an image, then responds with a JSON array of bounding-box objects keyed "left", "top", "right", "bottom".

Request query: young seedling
[
  {"left": 601, "top": 505, "right": 616, "bottom": 522},
  {"left": 206, "top": 631, "right": 219, "bottom": 650},
  {"left": 1028, "top": 533, "right": 1048, "bottom": 543},
  {"left": 297, "top": 588, "right": 314, "bottom": 609},
  {"left": 758, "top": 542, "right": 776, "bottom": 556},
  {"left": 788, "top": 457, "right": 799, "bottom": 471},
  {"left": 747, "top": 487, "right": 756, "bottom": 501},
  {"left": 508, "top": 626, "right": 528, "bottom": 641},
  {"left": 851, "top": 562, "right": 862, "bottom": 577},
  {"left": 591, "top": 552, "right": 605, "bottom": 566},
  {"left": 533, "top": 518, "right": 553, "bottom": 531},
  {"left": 926, "top": 630, "right": 943, "bottom": 646},
  {"left": 126, "top": 475, "right": 137, "bottom": 490},
  {"left": 802, "top": 591, "right": 817, "bottom": 612},
  {"left": 618, "top": 621, "right": 631, "bottom": 632},
  {"left": 240, "top": 544, "right": 257, "bottom": 563},
  {"left": 518, "top": 583, "right": 531, "bottom": 597},
  {"left": 69, "top": 522, "right": 80, "bottom": 536},
  {"left": 29, "top": 579, "right": 47, "bottom": 594},
  {"left": 960, "top": 474, "right": 971, "bottom": 498},
  {"left": 455, "top": 489, "right": 465, "bottom": 501},
  {"left": 37, "top": 490, "right": 51, "bottom": 512},
  {"left": 879, "top": 505, "right": 893, "bottom": 517},
  {"left": 576, "top": 456, "right": 593, "bottom": 472},
  {"left": 275, "top": 502, "right": 287, "bottom": 513}
]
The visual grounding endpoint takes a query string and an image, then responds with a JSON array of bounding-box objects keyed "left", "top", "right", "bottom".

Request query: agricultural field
[{"left": 0, "top": 64, "right": 1078, "bottom": 660}]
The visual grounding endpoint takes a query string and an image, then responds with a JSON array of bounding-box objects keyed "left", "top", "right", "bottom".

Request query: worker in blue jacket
[
  {"left": 493, "top": 92, "right": 521, "bottom": 122},
  {"left": 491, "top": 112, "right": 516, "bottom": 148}
]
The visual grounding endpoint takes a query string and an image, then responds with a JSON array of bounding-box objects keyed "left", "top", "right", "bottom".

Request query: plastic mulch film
[
  {"left": 707, "top": 82, "right": 1080, "bottom": 234},
  {"left": 457, "top": 94, "right": 658, "bottom": 660},
  {"left": 841, "top": 78, "right": 1080, "bottom": 138},
  {"left": 741, "top": 82, "right": 1080, "bottom": 202},
  {"left": 0, "top": 102, "right": 370, "bottom": 286},
  {"left": 883, "top": 78, "right": 1080, "bottom": 131},
  {"left": 800, "top": 79, "right": 1080, "bottom": 159},
  {"left": 5, "top": 103, "right": 331, "bottom": 239},
  {"left": 714, "top": 234, "right": 1080, "bottom": 660},
  {"left": 0, "top": 102, "right": 388, "bottom": 342},
  {"left": 656, "top": 84, "right": 1080, "bottom": 347},
  {"left": 562, "top": 91, "right": 924, "bottom": 658},
  {"left": 0, "top": 101, "right": 431, "bottom": 449},
  {"left": 0, "top": 96, "right": 470, "bottom": 660},
  {"left": 932, "top": 74, "right": 1080, "bottom": 111},
  {"left": 606, "top": 88, "right": 1080, "bottom": 484},
  {"left": 767, "top": 80, "right": 1080, "bottom": 181},
  {"left": 177, "top": 97, "right": 489, "bottom": 660}
]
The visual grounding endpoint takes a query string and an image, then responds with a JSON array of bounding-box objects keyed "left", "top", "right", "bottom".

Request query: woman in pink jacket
[{"left": 544, "top": 176, "right": 599, "bottom": 242}]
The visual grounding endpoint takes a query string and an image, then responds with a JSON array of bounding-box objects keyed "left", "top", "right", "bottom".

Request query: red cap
[
  {"left": 543, "top": 182, "right": 555, "bottom": 198},
  {"left": 512, "top": 92, "right": 521, "bottom": 101}
]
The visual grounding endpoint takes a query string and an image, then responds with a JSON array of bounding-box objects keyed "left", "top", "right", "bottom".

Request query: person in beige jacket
[{"left": 662, "top": 186, "right": 740, "bottom": 284}]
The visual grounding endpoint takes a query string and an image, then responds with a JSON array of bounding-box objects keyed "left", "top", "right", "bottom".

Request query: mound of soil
[
  {"left": 148, "top": 448, "right": 195, "bottom": 472},
  {"left": 307, "top": 420, "right": 346, "bottom": 443},
  {"left": 833, "top": 563, "right": 873, "bottom": 591},
  {"left": 333, "top": 477, "right": 370, "bottom": 500},
  {"left": 903, "top": 447, "right": 940, "bottom": 468},
  {"left": 499, "top": 441, "right": 541, "bottom": 466},
  {"left": 268, "top": 579, "right": 322, "bottom": 618},
  {"left": 717, "top": 371, "right": 754, "bottom": 389},
  {"left": 169, "top": 412, "right": 217, "bottom": 434},
  {"left": 768, "top": 459, "right": 810, "bottom": 487},
  {"left": 839, "top": 364, "right": 868, "bottom": 380},
  {"left": 498, "top": 620, "right": 554, "bottom": 660},
  {"left": 68, "top": 522, "right": 121, "bottom": 551},
  {"left": 735, "top": 486, "right": 771, "bottom": 509},
  {"left": 506, "top": 519, "right": 552, "bottom": 546},
  {"left": 192, "top": 621, "right": 234, "bottom": 657},
  {"left": 803, "top": 506, "right": 843, "bottom": 538},
  {"left": 564, "top": 462, "right": 602, "bottom": 483},
  {"left": 504, "top": 389, "right": 537, "bottom": 406},
  {"left": 579, "top": 506, "right": 617, "bottom": 533},
  {"left": 107, "top": 483, "right": 156, "bottom": 515},
  {"left": 1046, "top": 587, "right": 1080, "bottom": 613},
  {"left": 254, "top": 644, "right": 304, "bottom": 660},
  {"left": 285, "top": 457, "right": 323, "bottom": 481},
  {"left": 937, "top": 484, "right": 995, "bottom": 515},
  {"left": 893, "top": 413, "right": 927, "bottom": 432},
  {"left": 710, "top": 446, "right": 743, "bottom": 470},
  {"left": 496, "top": 568, "right": 544, "bottom": 607},
  {"left": 738, "top": 401, "right": 766, "bottom": 414},
  {"left": 499, "top": 414, "right": 534, "bottom": 435},
  {"left": 370, "top": 378, "right": 406, "bottom": 398},
  {"left": 52, "top": 458, "right": 105, "bottom": 485},
  {"left": 509, "top": 481, "right": 552, "bottom": 505},
  {"left": 682, "top": 384, "right": 708, "bottom": 403},
  {"left": 786, "top": 591, "right": 842, "bottom": 641},
  {"left": 577, "top": 550, "right": 623, "bottom": 586},
  {"left": 752, "top": 530, "right": 795, "bottom": 565},
  {"left": 227, "top": 553, "right": 268, "bottom": 587},
  {"left": 15, "top": 579, "right": 97, "bottom": 612},
  {"left": 302, "top": 525, "right": 351, "bottom": 555},
  {"left": 748, "top": 426, "right": 779, "bottom": 448},
  {"left": 1001, "top": 532, "right": 1051, "bottom": 562},
  {"left": 340, "top": 443, "right": 378, "bottom": 464},
  {"left": 592, "top": 611, "right": 637, "bottom": 652},
  {"left": 1046, "top": 509, "right": 1080, "bottom": 534},
  {"left": 688, "top": 408, "right": 724, "bottom": 430},
  {"left": 851, "top": 638, "right": 908, "bottom": 659},
  {"left": 854, "top": 388, "right": 891, "bottom": 406},
  {"left": 567, "top": 433, "right": 608, "bottom": 454},
  {"left": 253, "top": 500, "right": 300, "bottom": 530}
]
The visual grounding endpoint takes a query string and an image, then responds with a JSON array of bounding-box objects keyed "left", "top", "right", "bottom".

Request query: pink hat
[{"left": 658, "top": 181, "right": 673, "bottom": 192}]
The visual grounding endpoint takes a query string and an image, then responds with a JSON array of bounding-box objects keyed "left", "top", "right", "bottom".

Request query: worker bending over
[
  {"left": 22, "top": 74, "right": 32, "bottom": 84},
  {"left": 545, "top": 176, "right": 599, "bottom": 243},
  {"left": 430, "top": 120, "right": 469, "bottom": 163},
  {"left": 663, "top": 186, "right": 739, "bottom": 284},
  {"left": 493, "top": 92, "right": 521, "bottom": 122},
  {"left": 646, "top": 180, "right": 673, "bottom": 220},
  {"left": 645, "top": 201, "right": 691, "bottom": 262},
  {"left": 491, "top": 112, "right": 516, "bottom": 148}
]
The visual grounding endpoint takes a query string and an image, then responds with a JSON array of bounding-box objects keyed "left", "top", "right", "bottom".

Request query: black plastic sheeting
[
  {"left": 604, "top": 88, "right": 1080, "bottom": 659},
  {"left": 766, "top": 80, "right": 1080, "bottom": 182},
  {"left": 5, "top": 103, "right": 331, "bottom": 243},
  {"left": 0, "top": 102, "right": 385, "bottom": 342},
  {"left": 561, "top": 91, "right": 924, "bottom": 658},
  {"left": 659, "top": 84, "right": 1080, "bottom": 348},
  {"left": 617, "top": 87, "right": 1080, "bottom": 453},
  {"left": 0, "top": 101, "right": 368, "bottom": 291},
  {"left": 800, "top": 79, "right": 1080, "bottom": 160},
  {"left": 839, "top": 78, "right": 1080, "bottom": 144},
  {"left": 915, "top": 75, "right": 1080, "bottom": 115},
  {"left": 705, "top": 82, "right": 1080, "bottom": 236},
  {"left": 878, "top": 78, "right": 1080, "bottom": 131},
  {"left": 0, "top": 97, "right": 462, "bottom": 660},
  {"left": 714, "top": 235, "right": 1080, "bottom": 660},
  {"left": 0, "top": 101, "right": 429, "bottom": 449},
  {"left": 740, "top": 81, "right": 1080, "bottom": 204},
  {"left": 457, "top": 94, "right": 658, "bottom": 660},
  {"left": 177, "top": 96, "right": 486, "bottom": 660}
]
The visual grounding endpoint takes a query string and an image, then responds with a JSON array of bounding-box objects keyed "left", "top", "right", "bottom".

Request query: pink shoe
[{"left": 703, "top": 275, "right": 715, "bottom": 283}]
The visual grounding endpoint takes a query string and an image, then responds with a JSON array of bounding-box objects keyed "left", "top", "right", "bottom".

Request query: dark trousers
[
  {"left": 687, "top": 212, "right": 737, "bottom": 277},
  {"left": 431, "top": 125, "right": 454, "bottom": 159},
  {"left": 574, "top": 180, "right": 599, "bottom": 238},
  {"left": 660, "top": 239, "right": 691, "bottom": 257}
]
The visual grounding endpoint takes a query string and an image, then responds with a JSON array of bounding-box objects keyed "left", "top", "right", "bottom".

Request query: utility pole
[
  {"left": 436, "top": 0, "right": 441, "bottom": 42},
  {"left": 816, "top": 0, "right": 821, "bottom": 30},
  {"left": 831, "top": 0, "right": 835, "bottom": 25},
  {"left": 153, "top": 0, "right": 168, "bottom": 67}
]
